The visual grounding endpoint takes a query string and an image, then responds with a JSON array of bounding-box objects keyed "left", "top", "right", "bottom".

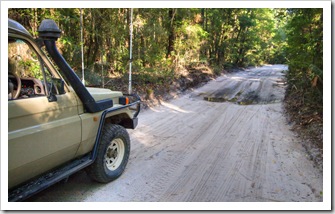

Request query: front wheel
[{"left": 86, "top": 124, "right": 130, "bottom": 183}]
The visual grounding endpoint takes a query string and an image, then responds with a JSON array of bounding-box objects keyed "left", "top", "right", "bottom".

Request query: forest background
[{"left": 8, "top": 8, "right": 323, "bottom": 150}]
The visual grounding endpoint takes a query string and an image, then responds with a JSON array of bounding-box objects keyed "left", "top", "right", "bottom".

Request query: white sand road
[{"left": 27, "top": 65, "right": 322, "bottom": 203}]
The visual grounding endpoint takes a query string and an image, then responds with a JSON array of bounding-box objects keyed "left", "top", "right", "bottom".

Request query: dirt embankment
[{"left": 284, "top": 89, "right": 323, "bottom": 172}]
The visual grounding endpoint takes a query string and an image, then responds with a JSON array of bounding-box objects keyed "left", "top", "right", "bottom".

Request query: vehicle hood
[{"left": 86, "top": 87, "right": 123, "bottom": 101}]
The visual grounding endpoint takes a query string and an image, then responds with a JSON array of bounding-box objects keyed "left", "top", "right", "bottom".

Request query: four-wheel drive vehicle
[{"left": 8, "top": 19, "right": 140, "bottom": 201}]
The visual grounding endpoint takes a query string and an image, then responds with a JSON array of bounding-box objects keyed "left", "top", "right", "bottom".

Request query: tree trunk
[{"left": 167, "top": 9, "right": 176, "bottom": 58}]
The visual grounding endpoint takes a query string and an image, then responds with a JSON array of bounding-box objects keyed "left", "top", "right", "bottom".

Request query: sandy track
[{"left": 28, "top": 65, "right": 322, "bottom": 202}]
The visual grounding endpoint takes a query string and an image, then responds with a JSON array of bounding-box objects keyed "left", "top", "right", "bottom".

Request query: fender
[
  {"left": 8, "top": 95, "right": 140, "bottom": 202},
  {"left": 90, "top": 94, "right": 141, "bottom": 161}
]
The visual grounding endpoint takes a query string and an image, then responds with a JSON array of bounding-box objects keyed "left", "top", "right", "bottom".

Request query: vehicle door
[{"left": 8, "top": 36, "right": 82, "bottom": 189}]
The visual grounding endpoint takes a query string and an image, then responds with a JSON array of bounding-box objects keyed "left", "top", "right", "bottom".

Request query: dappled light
[
  {"left": 231, "top": 76, "right": 246, "bottom": 81},
  {"left": 160, "top": 101, "right": 192, "bottom": 114}
]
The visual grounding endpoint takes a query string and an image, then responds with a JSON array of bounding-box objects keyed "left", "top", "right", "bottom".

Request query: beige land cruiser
[{"left": 8, "top": 19, "right": 140, "bottom": 201}]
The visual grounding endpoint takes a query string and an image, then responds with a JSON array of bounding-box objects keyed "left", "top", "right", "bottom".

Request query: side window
[{"left": 8, "top": 38, "right": 64, "bottom": 100}]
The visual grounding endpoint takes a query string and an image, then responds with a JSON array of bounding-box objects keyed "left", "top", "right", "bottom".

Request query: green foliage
[
  {"left": 8, "top": 8, "right": 289, "bottom": 101},
  {"left": 75, "top": 67, "right": 104, "bottom": 86},
  {"left": 286, "top": 9, "right": 323, "bottom": 88},
  {"left": 9, "top": 8, "right": 290, "bottom": 72},
  {"left": 285, "top": 8, "right": 323, "bottom": 117},
  {"left": 173, "top": 20, "right": 208, "bottom": 69},
  {"left": 18, "top": 59, "right": 43, "bottom": 79},
  {"left": 8, "top": 9, "right": 322, "bottom": 103}
]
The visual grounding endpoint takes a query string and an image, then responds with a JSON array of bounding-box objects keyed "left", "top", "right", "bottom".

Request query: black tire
[{"left": 86, "top": 124, "right": 130, "bottom": 183}]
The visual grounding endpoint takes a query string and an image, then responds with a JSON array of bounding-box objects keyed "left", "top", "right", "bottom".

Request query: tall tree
[
  {"left": 11, "top": 8, "right": 317, "bottom": 85},
  {"left": 285, "top": 8, "right": 323, "bottom": 108},
  {"left": 167, "top": 8, "right": 177, "bottom": 58}
]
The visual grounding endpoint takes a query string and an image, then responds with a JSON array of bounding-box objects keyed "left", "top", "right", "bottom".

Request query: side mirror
[
  {"left": 52, "top": 78, "right": 65, "bottom": 95},
  {"left": 48, "top": 93, "right": 57, "bottom": 102},
  {"left": 47, "top": 78, "right": 65, "bottom": 102}
]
